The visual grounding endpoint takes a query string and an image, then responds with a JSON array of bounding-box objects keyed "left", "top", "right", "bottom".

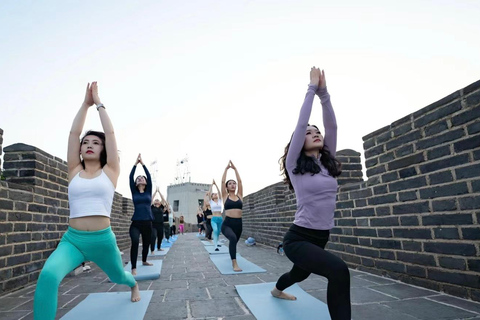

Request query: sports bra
[
  {"left": 224, "top": 196, "right": 243, "bottom": 210},
  {"left": 68, "top": 170, "right": 115, "bottom": 219},
  {"left": 210, "top": 199, "right": 223, "bottom": 212}
]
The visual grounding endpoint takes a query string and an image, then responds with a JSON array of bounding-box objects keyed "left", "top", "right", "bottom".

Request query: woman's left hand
[{"left": 91, "top": 82, "right": 103, "bottom": 105}]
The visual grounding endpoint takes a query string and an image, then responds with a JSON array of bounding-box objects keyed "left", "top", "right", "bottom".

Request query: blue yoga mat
[
  {"left": 161, "top": 241, "right": 173, "bottom": 248},
  {"left": 209, "top": 253, "right": 266, "bottom": 274},
  {"left": 148, "top": 247, "right": 170, "bottom": 256},
  {"left": 167, "top": 236, "right": 178, "bottom": 242},
  {"left": 204, "top": 245, "right": 229, "bottom": 254},
  {"left": 235, "top": 282, "right": 330, "bottom": 320},
  {"left": 124, "top": 260, "right": 162, "bottom": 281},
  {"left": 61, "top": 290, "right": 153, "bottom": 320},
  {"left": 201, "top": 240, "right": 214, "bottom": 246}
]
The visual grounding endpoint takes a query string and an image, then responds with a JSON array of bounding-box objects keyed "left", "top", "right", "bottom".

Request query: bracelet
[{"left": 96, "top": 103, "right": 105, "bottom": 111}]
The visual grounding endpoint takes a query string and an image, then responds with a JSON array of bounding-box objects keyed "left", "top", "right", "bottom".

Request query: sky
[{"left": 1, "top": 0, "right": 480, "bottom": 199}]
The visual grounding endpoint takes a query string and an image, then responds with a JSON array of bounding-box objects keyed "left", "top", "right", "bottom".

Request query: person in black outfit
[
  {"left": 162, "top": 202, "right": 171, "bottom": 242},
  {"left": 221, "top": 160, "right": 244, "bottom": 272},
  {"left": 150, "top": 187, "right": 165, "bottom": 253},
  {"left": 196, "top": 206, "right": 205, "bottom": 236},
  {"left": 203, "top": 201, "right": 213, "bottom": 240},
  {"left": 129, "top": 153, "right": 154, "bottom": 275}
]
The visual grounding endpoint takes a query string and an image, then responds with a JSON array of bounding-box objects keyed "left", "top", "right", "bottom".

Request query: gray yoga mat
[
  {"left": 204, "top": 244, "right": 229, "bottom": 255},
  {"left": 61, "top": 290, "right": 153, "bottom": 320},
  {"left": 124, "top": 260, "right": 162, "bottom": 281},
  {"left": 235, "top": 282, "right": 330, "bottom": 320},
  {"left": 209, "top": 253, "right": 266, "bottom": 274}
]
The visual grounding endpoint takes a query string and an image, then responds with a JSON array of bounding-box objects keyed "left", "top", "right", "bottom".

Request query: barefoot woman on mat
[
  {"left": 272, "top": 67, "right": 350, "bottom": 320},
  {"left": 34, "top": 82, "right": 140, "bottom": 320}
]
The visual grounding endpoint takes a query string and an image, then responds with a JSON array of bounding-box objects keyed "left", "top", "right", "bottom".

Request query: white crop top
[
  {"left": 210, "top": 199, "right": 223, "bottom": 213},
  {"left": 68, "top": 170, "right": 115, "bottom": 219}
]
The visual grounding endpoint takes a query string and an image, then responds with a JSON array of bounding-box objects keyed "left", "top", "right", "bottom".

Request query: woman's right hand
[
  {"left": 309, "top": 67, "right": 321, "bottom": 86},
  {"left": 135, "top": 153, "right": 143, "bottom": 165},
  {"left": 83, "top": 83, "right": 94, "bottom": 107}
]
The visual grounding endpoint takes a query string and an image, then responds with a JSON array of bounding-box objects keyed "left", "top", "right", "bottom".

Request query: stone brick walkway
[{"left": 1, "top": 233, "right": 480, "bottom": 319}]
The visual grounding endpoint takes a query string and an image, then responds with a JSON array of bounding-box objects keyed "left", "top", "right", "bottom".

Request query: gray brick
[
  {"left": 419, "top": 154, "right": 469, "bottom": 174},
  {"left": 427, "top": 145, "right": 451, "bottom": 160},
  {"left": 424, "top": 242, "right": 476, "bottom": 256},
  {"left": 434, "top": 227, "right": 460, "bottom": 239},
  {"left": 419, "top": 182, "right": 468, "bottom": 199},
  {"left": 397, "top": 252, "right": 436, "bottom": 266},
  {"left": 388, "top": 153, "right": 425, "bottom": 171},
  {"left": 389, "top": 176, "right": 427, "bottom": 192},
  {"left": 422, "top": 213, "right": 472, "bottom": 226},
  {"left": 439, "top": 257, "right": 467, "bottom": 270},
  {"left": 392, "top": 202, "right": 429, "bottom": 215}
]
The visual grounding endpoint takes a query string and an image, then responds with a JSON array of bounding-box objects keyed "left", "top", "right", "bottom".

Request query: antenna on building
[{"left": 174, "top": 155, "right": 190, "bottom": 184}]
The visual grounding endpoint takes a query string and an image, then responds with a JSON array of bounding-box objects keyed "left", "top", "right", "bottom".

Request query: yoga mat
[
  {"left": 148, "top": 247, "right": 170, "bottom": 256},
  {"left": 235, "top": 282, "right": 330, "bottom": 320},
  {"left": 168, "top": 235, "right": 178, "bottom": 242},
  {"left": 124, "top": 260, "right": 162, "bottom": 281},
  {"left": 209, "top": 253, "right": 266, "bottom": 274},
  {"left": 161, "top": 241, "right": 173, "bottom": 248},
  {"left": 204, "top": 245, "right": 229, "bottom": 255},
  {"left": 201, "top": 240, "right": 215, "bottom": 246},
  {"left": 61, "top": 290, "right": 153, "bottom": 320}
]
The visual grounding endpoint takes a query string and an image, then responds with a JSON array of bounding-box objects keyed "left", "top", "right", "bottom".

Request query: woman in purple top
[{"left": 271, "top": 67, "right": 350, "bottom": 320}]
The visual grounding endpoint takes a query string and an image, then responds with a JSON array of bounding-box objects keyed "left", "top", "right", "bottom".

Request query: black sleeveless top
[
  {"left": 224, "top": 196, "right": 243, "bottom": 210},
  {"left": 151, "top": 205, "right": 164, "bottom": 224},
  {"left": 203, "top": 209, "right": 212, "bottom": 218}
]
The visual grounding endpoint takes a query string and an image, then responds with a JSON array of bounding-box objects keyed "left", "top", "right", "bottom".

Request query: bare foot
[
  {"left": 151, "top": 251, "right": 154, "bottom": 255},
  {"left": 271, "top": 287, "right": 297, "bottom": 300},
  {"left": 159, "top": 248, "right": 164, "bottom": 251},
  {"left": 232, "top": 259, "right": 242, "bottom": 272},
  {"left": 131, "top": 282, "right": 141, "bottom": 302},
  {"left": 131, "top": 268, "right": 137, "bottom": 276},
  {"left": 143, "top": 261, "right": 153, "bottom": 266}
]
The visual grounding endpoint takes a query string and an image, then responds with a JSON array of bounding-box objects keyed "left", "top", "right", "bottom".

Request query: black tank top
[
  {"left": 203, "top": 209, "right": 212, "bottom": 218},
  {"left": 224, "top": 196, "right": 243, "bottom": 210}
]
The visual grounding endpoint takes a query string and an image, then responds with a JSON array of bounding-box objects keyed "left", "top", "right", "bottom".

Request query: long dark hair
[
  {"left": 280, "top": 125, "right": 341, "bottom": 190},
  {"left": 80, "top": 130, "right": 107, "bottom": 168}
]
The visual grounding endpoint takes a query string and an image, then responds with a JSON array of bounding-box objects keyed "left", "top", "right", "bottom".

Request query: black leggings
[
  {"left": 205, "top": 219, "right": 212, "bottom": 240},
  {"left": 129, "top": 221, "right": 152, "bottom": 269},
  {"left": 163, "top": 222, "right": 170, "bottom": 240},
  {"left": 151, "top": 223, "right": 164, "bottom": 251},
  {"left": 221, "top": 217, "right": 242, "bottom": 260},
  {"left": 276, "top": 224, "right": 351, "bottom": 320}
]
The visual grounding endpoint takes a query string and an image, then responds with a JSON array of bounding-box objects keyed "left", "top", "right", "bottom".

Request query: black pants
[
  {"left": 221, "top": 217, "right": 242, "bottom": 260},
  {"left": 151, "top": 223, "right": 164, "bottom": 251},
  {"left": 129, "top": 220, "right": 152, "bottom": 269},
  {"left": 170, "top": 225, "right": 176, "bottom": 236},
  {"left": 205, "top": 219, "right": 212, "bottom": 240},
  {"left": 276, "top": 224, "right": 351, "bottom": 320},
  {"left": 163, "top": 222, "right": 170, "bottom": 240}
]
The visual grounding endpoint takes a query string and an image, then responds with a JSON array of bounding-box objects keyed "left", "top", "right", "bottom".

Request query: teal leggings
[
  {"left": 34, "top": 226, "right": 136, "bottom": 320},
  {"left": 211, "top": 216, "right": 223, "bottom": 247}
]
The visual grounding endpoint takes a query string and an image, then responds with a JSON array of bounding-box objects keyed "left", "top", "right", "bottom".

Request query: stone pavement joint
[{"left": 1, "top": 233, "right": 480, "bottom": 319}]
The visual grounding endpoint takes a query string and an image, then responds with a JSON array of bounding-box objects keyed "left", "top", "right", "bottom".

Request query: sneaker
[
  {"left": 217, "top": 245, "right": 221, "bottom": 247},
  {"left": 82, "top": 266, "right": 91, "bottom": 272},
  {"left": 215, "top": 248, "right": 219, "bottom": 251}
]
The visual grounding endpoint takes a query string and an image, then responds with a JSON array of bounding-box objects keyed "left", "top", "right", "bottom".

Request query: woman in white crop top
[
  {"left": 204, "top": 179, "right": 223, "bottom": 251},
  {"left": 34, "top": 82, "right": 140, "bottom": 320}
]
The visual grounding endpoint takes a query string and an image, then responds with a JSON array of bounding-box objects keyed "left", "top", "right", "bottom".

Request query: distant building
[{"left": 167, "top": 182, "right": 210, "bottom": 224}]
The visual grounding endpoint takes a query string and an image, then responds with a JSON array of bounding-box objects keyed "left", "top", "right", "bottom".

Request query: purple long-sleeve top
[{"left": 286, "top": 84, "right": 338, "bottom": 230}]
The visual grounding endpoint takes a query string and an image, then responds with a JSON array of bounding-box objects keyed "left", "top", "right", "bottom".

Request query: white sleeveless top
[
  {"left": 68, "top": 170, "right": 115, "bottom": 218},
  {"left": 210, "top": 199, "right": 223, "bottom": 213}
]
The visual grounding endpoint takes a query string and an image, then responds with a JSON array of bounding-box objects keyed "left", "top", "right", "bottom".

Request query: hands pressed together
[{"left": 309, "top": 67, "right": 326, "bottom": 89}]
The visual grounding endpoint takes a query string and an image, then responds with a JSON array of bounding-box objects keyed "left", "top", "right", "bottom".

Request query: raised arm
[
  {"left": 229, "top": 161, "right": 243, "bottom": 199},
  {"left": 129, "top": 164, "right": 137, "bottom": 195},
  {"left": 285, "top": 68, "right": 320, "bottom": 172},
  {"left": 221, "top": 163, "right": 229, "bottom": 201},
  {"left": 92, "top": 82, "right": 120, "bottom": 186},
  {"left": 315, "top": 70, "right": 337, "bottom": 156},
  {"left": 152, "top": 187, "right": 159, "bottom": 205},
  {"left": 213, "top": 180, "right": 222, "bottom": 202},
  {"left": 159, "top": 190, "right": 167, "bottom": 206},
  {"left": 67, "top": 84, "right": 93, "bottom": 177}
]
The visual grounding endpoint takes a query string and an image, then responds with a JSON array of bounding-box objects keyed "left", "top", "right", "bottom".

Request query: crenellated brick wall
[
  {"left": 0, "top": 141, "right": 134, "bottom": 295},
  {"left": 242, "top": 79, "right": 480, "bottom": 302}
]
